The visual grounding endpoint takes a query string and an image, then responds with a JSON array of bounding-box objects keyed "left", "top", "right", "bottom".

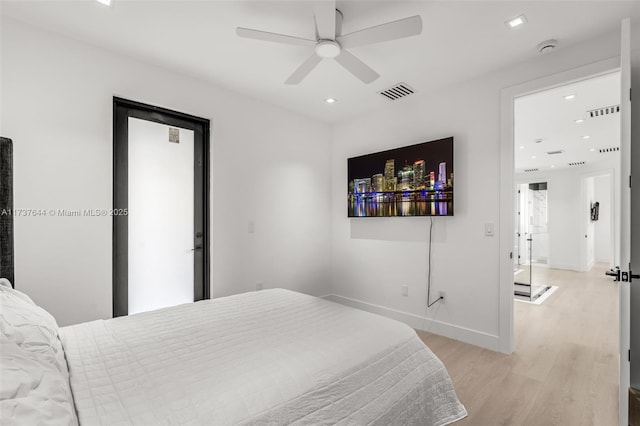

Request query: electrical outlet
[
  {"left": 438, "top": 291, "right": 446, "bottom": 302},
  {"left": 256, "top": 282, "right": 263, "bottom": 291},
  {"left": 402, "top": 285, "right": 409, "bottom": 296}
]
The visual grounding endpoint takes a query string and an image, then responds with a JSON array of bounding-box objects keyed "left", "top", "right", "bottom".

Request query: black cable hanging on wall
[{"left": 427, "top": 216, "right": 443, "bottom": 308}]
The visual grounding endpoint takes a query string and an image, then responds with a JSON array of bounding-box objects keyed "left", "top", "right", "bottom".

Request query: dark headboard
[{"left": 0, "top": 137, "right": 14, "bottom": 286}]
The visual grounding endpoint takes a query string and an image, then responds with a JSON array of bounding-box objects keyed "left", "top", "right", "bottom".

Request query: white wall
[
  {"left": 330, "top": 27, "right": 633, "bottom": 351},
  {"left": 594, "top": 174, "right": 612, "bottom": 263},
  {"left": 0, "top": 18, "right": 333, "bottom": 326}
]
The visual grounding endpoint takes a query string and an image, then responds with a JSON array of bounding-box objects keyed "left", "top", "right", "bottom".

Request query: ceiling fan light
[{"left": 315, "top": 40, "right": 341, "bottom": 59}]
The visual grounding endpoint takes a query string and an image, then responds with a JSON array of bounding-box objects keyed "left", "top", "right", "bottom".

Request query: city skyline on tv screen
[{"left": 348, "top": 137, "right": 454, "bottom": 217}]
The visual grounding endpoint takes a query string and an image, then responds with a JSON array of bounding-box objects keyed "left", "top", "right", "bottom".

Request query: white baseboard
[
  {"left": 548, "top": 262, "right": 582, "bottom": 271},
  {"left": 321, "top": 294, "right": 501, "bottom": 352}
]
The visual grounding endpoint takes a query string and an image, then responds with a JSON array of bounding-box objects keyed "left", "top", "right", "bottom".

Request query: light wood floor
[{"left": 417, "top": 263, "right": 619, "bottom": 426}]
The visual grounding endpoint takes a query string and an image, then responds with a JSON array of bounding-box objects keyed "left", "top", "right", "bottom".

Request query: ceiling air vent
[
  {"left": 588, "top": 104, "right": 620, "bottom": 118},
  {"left": 378, "top": 83, "right": 416, "bottom": 101},
  {"left": 524, "top": 168, "right": 539, "bottom": 173},
  {"left": 546, "top": 150, "right": 565, "bottom": 155},
  {"left": 598, "top": 147, "right": 620, "bottom": 153},
  {"left": 568, "top": 161, "right": 586, "bottom": 167}
]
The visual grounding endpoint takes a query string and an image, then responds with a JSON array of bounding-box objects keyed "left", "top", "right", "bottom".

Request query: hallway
[{"left": 418, "top": 263, "right": 618, "bottom": 425}]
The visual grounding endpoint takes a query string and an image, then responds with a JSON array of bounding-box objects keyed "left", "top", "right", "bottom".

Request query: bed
[{"left": 1, "top": 282, "right": 466, "bottom": 425}]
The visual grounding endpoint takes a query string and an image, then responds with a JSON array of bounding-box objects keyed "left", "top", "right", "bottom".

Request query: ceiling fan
[{"left": 236, "top": 1, "right": 422, "bottom": 85}]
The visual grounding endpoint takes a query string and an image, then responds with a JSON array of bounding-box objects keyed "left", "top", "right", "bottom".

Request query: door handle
[
  {"left": 190, "top": 245, "right": 203, "bottom": 252},
  {"left": 605, "top": 267, "right": 621, "bottom": 282}
]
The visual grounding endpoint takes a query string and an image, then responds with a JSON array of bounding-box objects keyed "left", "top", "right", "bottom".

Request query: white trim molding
[{"left": 322, "top": 294, "right": 501, "bottom": 352}]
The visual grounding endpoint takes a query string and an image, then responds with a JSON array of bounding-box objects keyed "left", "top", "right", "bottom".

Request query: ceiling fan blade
[
  {"left": 314, "top": 0, "right": 336, "bottom": 40},
  {"left": 337, "top": 15, "right": 422, "bottom": 49},
  {"left": 236, "top": 27, "right": 316, "bottom": 47},
  {"left": 285, "top": 54, "right": 323, "bottom": 85},
  {"left": 334, "top": 50, "right": 379, "bottom": 84}
]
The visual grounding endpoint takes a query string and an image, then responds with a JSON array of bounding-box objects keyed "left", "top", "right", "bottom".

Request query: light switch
[{"left": 484, "top": 222, "right": 495, "bottom": 237}]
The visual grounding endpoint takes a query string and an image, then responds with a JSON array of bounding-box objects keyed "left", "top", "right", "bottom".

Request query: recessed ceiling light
[
  {"left": 551, "top": 165, "right": 556, "bottom": 168},
  {"left": 506, "top": 14, "right": 527, "bottom": 29},
  {"left": 590, "top": 148, "right": 596, "bottom": 152},
  {"left": 564, "top": 94, "right": 576, "bottom": 100},
  {"left": 583, "top": 135, "right": 591, "bottom": 140},
  {"left": 325, "top": 98, "right": 337, "bottom": 104},
  {"left": 519, "top": 146, "right": 525, "bottom": 150},
  {"left": 96, "top": 0, "right": 111, "bottom": 5},
  {"left": 575, "top": 119, "right": 584, "bottom": 123},
  {"left": 531, "top": 156, "right": 537, "bottom": 159}
]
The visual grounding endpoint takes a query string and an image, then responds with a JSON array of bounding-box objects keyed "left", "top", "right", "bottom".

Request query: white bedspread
[{"left": 60, "top": 289, "right": 466, "bottom": 426}]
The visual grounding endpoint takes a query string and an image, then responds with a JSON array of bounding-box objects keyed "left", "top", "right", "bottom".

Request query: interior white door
[
  {"left": 515, "top": 186, "right": 521, "bottom": 265},
  {"left": 618, "top": 17, "right": 631, "bottom": 426},
  {"left": 128, "top": 117, "right": 195, "bottom": 315}
]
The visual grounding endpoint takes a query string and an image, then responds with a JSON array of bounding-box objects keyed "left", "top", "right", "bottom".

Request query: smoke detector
[{"left": 537, "top": 39, "right": 558, "bottom": 54}]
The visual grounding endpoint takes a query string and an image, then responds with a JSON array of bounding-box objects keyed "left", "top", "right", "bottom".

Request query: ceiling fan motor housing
[{"left": 315, "top": 40, "right": 341, "bottom": 58}]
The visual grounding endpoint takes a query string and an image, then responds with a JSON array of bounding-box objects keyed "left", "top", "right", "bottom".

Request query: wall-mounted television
[{"left": 348, "top": 137, "right": 454, "bottom": 217}]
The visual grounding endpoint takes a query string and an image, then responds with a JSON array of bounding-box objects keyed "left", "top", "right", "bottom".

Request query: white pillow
[{"left": 0, "top": 284, "right": 78, "bottom": 426}]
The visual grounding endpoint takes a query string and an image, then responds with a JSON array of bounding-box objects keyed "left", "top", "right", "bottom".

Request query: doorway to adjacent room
[{"left": 113, "top": 98, "right": 210, "bottom": 317}]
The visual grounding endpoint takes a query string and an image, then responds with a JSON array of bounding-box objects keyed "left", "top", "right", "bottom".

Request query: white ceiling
[
  {"left": 514, "top": 71, "right": 621, "bottom": 173},
  {"left": 2, "top": 1, "right": 639, "bottom": 123}
]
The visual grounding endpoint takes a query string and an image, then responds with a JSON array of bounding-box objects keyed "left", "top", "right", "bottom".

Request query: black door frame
[{"left": 113, "top": 97, "right": 210, "bottom": 317}]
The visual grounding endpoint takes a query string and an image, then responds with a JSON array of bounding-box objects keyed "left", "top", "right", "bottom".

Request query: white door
[
  {"left": 128, "top": 117, "right": 195, "bottom": 315},
  {"left": 618, "top": 17, "right": 632, "bottom": 426}
]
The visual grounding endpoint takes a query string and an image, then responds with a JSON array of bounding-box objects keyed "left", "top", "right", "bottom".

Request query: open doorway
[
  {"left": 113, "top": 98, "right": 211, "bottom": 317},
  {"left": 512, "top": 72, "right": 620, "bottom": 300},
  {"left": 499, "top": 23, "right": 634, "bottom": 425},
  {"left": 506, "top": 70, "right": 622, "bottom": 420}
]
